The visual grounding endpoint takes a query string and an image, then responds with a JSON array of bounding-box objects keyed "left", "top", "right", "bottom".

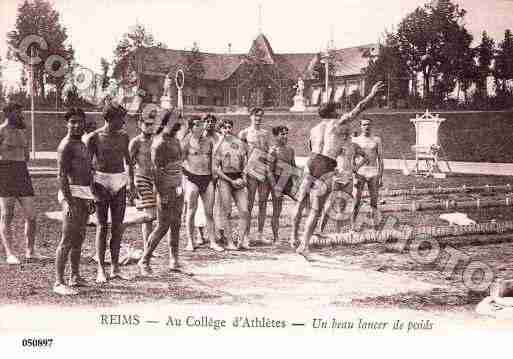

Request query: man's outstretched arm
[{"left": 333, "top": 81, "right": 384, "bottom": 130}]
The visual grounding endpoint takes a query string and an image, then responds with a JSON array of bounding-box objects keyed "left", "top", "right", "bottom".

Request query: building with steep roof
[{"left": 118, "top": 33, "right": 376, "bottom": 109}]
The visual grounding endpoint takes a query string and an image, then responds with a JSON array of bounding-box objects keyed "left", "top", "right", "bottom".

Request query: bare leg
[
  {"left": 218, "top": 180, "right": 236, "bottom": 249},
  {"left": 0, "top": 197, "right": 18, "bottom": 263},
  {"left": 141, "top": 222, "right": 153, "bottom": 253},
  {"left": 256, "top": 181, "right": 271, "bottom": 242},
  {"left": 297, "top": 192, "right": 328, "bottom": 259},
  {"left": 69, "top": 200, "right": 89, "bottom": 286},
  {"left": 246, "top": 176, "right": 258, "bottom": 235},
  {"left": 368, "top": 177, "right": 380, "bottom": 229},
  {"left": 55, "top": 200, "right": 76, "bottom": 285},
  {"left": 109, "top": 187, "right": 127, "bottom": 278},
  {"left": 270, "top": 191, "right": 284, "bottom": 243},
  {"left": 351, "top": 179, "right": 365, "bottom": 231},
  {"left": 200, "top": 182, "right": 223, "bottom": 251},
  {"left": 184, "top": 181, "right": 199, "bottom": 251},
  {"left": 291, "top": 196, "right": 308, "bottom": 247},
  {"left": 19, "top": 197, "right": 37, "bottom": 258},
  {"left": 233, "top": 187, "right": 250, "bottom": 249},
  {"left": 94, "top": 200, "right": 109, "bottom": 283}
]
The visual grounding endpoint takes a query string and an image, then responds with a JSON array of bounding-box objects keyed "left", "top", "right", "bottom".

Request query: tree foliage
[
  {"left": 494, "top": 29, "right": 513, "bottom": 94},
  {"left": 100, "top": 57, "right": 111, "bottom": 91},
  {"left": 112, "top": 23, "right": 167, "bottom": 86},
  {"left": 7, "top": 0, "right": 74, "bottom": 98},
  {"left": 476, "top": 31, "right": 495, "bottom": 98},
  {"left": 395, "top": 0, "right": 473, "bottom": 100},
  {"left": 312, "top": 51, "right": 336, "bottom": 85}
]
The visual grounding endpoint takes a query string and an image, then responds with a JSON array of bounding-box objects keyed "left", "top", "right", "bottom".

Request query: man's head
[
  {"left": 318, "top": 102, "right": 338, "bottom": 119},
  {"left": 139, "top": 109, "right": 156, "bottom": 136},
  {"left": 272, "top": 125, "right": 289, "bottom": 146},
  {"left": 219, "top": 118, "right": 234, "bottom": 136},
  {"left": 188, "top": 115, "right": 205, "bottom": 136},
  {"left": 203, "top": 113, "right": 217, "bottom": 134},
  {"left": 360, "top": 118, "right": 371, "bottom": 135},
  {"left": 103, "top": 103, "right": 127, "bottom": 132},
  {"left": 249, "top": 107, "right": 264, "bottom": 127},
  {"left": 64, "top": 107, "right": 86, "bottom": 138},
  {"left": 2, "top": 102, "right": 25, "bottom": 128}
]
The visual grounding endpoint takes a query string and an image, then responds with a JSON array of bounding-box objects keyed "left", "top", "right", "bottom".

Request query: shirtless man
[
  {"left": 290, "top": 108, "right": 333, "bottom": 247},
  {"left": 239, "top": 107, "right": 272, "bottom": 244},
  {"left": 0, "top": 102, "right": 39, "bottom": 264},
  {"left": 214, "top": 118, "right": 250, "bottom": 250},
  {"left": 54, "top": 108, "right": 96, "bottom": 295},
  {"left": 129, "top": 110, "right": 157, "bottom": 252},
  {"left": 182, "top": 116, "right": 224, "bottom": 252},
  {"left": 296, "top": 81, "right": 383, "bottom": 260},
  {"left": 138, "top": 110, "right": 184, "bottom": 274},
  {"left": 195, "top": 114, "right": 220, "bottom": 246},
  {"left": 85, "top": 103, "right": 135, "bottom": 283},
  {"left": 269, "top": 125, "right": 296, "bottom": 244},
  {"left": 351, "top": 118, "right": 384, "bottom": 231}
]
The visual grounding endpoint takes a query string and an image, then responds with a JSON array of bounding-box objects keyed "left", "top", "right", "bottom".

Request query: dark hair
[
  {"left": 2, "top": 102, "right": 22, "bottom": 116},
  {"left": 203, "top": 113, "right": 217, "bottom": 123},
  {"left": 318, "top": 102, "right": 337, "bottom": 119},
  {"left": 102, "top": 103, "right": 127, "bottom": 121},
  {"left": 187, "top": 115, "right": 203, "bottom": 131},
  {"left": 64, "top": 107, "right": 86, "bottom": 122},
  {"left": 219, "top": 118, "right": 233, "bottom": 128},
  {"left": 249, "top": 107, "right": 264, "bottom": 116},
  {"left": 272, "top": 125, "right": 289, "bottom": 136},
  {"left": 156, "top": 110, "right": 181, "bottom": 135}
]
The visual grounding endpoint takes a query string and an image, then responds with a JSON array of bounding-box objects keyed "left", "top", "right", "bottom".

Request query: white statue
[
  {"left": 296, "top": 77, "right": 304, "bottom": 98},
  {"left": 163, "top": 72, "right": 172, "bottom": 97}
]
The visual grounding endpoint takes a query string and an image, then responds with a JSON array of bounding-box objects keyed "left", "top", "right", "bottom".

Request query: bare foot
[
  {"left": 239, "top": 237, "right": 251, "bottom": 250},
  {"left": 96, "top": 268, "right": 108, "bottom": 284},
  {"left": 209, "top": 241, "right": 225, "bottom": 252},
  {"left": 69, "top": 276, "right": 88, "bottom": 287},
  {"left": 225, "top": 241, "right": 238, "bottom": 251},
  {"left": 53, "top": 283, "right": 78, "bottom": 296},
  {"left": 137, "top": 262, "right": 152, "bottom": 276},
  {"left": 184, "top": 242, "right": 195, "bottom": 252}
]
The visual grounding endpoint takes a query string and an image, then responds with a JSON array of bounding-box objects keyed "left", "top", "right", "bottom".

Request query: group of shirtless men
[{"left": 0, "top": 81, "right": 384, "bottom": 296}]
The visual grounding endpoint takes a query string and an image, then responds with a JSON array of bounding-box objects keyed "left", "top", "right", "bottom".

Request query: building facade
[{"left": 117, "top": 33, "right": 376, "bottom": 110}]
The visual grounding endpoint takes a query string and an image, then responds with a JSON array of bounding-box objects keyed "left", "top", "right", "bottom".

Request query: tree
[
  {"left": 100, "top": 57, "right": 110, "bottom": 90},
  {"left": 476, "top": 31, "right": 495, "bottom": 98},
  {"left": 396, "top": 0, "right": 473, "bottom": 100},
  {"left": 494, "top": 29, "right": 513, "bottom": 94},
  {"left": 0, "top": 55, "right": 4, "bottom": 108},
  {"left": 364, "top": 32, "right": 410, "bottom": 106},
  {"left": 112, "top": 23, "right": 167, "bottom": 86},
  {"left": 7, "top": 0, "right": 74, "bottom": 99},
  {"left": 185, "top": 42, "right": 205, "bottom": 89}
]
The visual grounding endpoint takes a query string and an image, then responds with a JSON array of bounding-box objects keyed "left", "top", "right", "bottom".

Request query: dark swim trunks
[
  {"left": 305, "top": 153, "right": 337, "bottom": 179},
  {"left": 0, "top": 161, "right": 35, "bottom": 197},
  {"left": 183, "top": 168, "right": 212, "bottom": 194},
  {"left": 225, "top": 172, "right": 243, "bottom": 181}
]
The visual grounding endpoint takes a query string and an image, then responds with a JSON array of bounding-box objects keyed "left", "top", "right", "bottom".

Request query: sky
[{"left": 1, "top": 0, "right": 512, "bottom": 89}]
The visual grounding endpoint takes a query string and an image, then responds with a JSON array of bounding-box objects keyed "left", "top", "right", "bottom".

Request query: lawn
[{"left": 2, "top": 169, "right": 513, "bottom": 314}]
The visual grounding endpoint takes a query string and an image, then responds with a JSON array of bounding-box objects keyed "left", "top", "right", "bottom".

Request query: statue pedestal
[
  {"left": 160, "top": 96, "right": 172, "bottom": 110},
  {"left": 290, "top": 95, "right": 306, "bottom": 112}
]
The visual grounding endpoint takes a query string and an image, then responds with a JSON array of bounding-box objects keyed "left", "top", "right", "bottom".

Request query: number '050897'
[{"left": 22, "top": 338, "right": 54, "bottom": 347}]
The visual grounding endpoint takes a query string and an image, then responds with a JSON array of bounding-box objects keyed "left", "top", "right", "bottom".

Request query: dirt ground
[{"left": 1, "top": 170, "right": 513, "bottom": 330}]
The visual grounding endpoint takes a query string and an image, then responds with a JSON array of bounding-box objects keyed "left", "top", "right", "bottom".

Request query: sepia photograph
[{"left": 1, "top": 0, "right": 513, "bottom": 355}]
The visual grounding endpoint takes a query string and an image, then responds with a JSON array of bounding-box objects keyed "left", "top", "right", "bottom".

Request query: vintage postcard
[{"left": 1, "top": 0, "right": 513, "bottom": 355}]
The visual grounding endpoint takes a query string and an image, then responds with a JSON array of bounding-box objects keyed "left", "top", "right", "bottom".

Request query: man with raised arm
[{"left": 295, "top": 81, "right": 383, "bottom": 261}]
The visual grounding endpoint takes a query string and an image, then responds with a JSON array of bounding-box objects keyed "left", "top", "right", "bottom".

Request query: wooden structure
[{"left": 410, "top": 110, "right": 451, "bottom": 176}]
